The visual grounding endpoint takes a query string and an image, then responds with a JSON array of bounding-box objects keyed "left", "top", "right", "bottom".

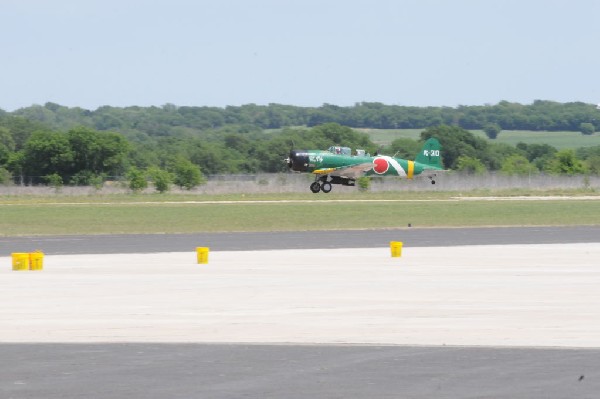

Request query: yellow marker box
[
  {"left": 11, "top": 251, "right": 44, "bottom": 271},
  {"left": 12, "top": 253, "right": 30, "bottom": 271},
  {"left": 29, "top": 251, "right": 44, "bottom": 271},
  {"left": 390, "top": 241, "right": 403, "bottom": 258},
  {"left": 196, "top": 247, "right": 209, "bottom": 264}
]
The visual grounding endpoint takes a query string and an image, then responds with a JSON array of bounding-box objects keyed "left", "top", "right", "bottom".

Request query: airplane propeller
[
  {"left": 284, "top": 140, "right": 295, "bottom": 169},
  {"left": 284, "top": 148, "right": 310, "bottom": 172}
]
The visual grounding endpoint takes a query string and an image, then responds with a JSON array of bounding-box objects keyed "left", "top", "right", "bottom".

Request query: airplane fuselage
[
  {"left": 289, "top": 151, "right": 433, "bottom": 178},
  {"left": 286, "top": 137, "right": 443, "bottom": 193}
]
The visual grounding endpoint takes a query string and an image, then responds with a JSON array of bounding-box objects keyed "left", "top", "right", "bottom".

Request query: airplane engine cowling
[{"left": 288, "top": 150, "right": 310, "bottom": 172}]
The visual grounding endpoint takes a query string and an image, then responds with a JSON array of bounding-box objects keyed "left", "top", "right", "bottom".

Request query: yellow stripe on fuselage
[
  {"left": 313, "top": 168, "right": 336, "bottom": 175},
  {"left": 407, "top": 160, "right": 414, "bottom": 179}
]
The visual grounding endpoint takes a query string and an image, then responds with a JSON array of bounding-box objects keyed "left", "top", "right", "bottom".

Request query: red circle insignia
[{"left": 373, "top": 157, "right": 389, "bottom": 174}]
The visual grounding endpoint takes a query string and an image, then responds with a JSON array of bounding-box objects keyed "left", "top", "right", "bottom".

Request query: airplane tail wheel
[
  {"left": 321, "top": 182, "right": 332, "bottom": 193},
  {"left": 310, "top": 181, "right": 321, "bottom": 193}
]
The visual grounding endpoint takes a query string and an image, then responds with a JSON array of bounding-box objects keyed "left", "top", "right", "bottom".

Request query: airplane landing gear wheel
[
  {"left": 310, "top": 181, "right": 321, "bottom": 193},
  {"left": 321, "top": 182, "right": 332, "bottom": 193}
]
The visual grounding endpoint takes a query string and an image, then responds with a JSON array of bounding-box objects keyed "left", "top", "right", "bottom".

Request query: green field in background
[
  {"left": 359, "top": 128, "right": 600, "bottom": 149},
  {"left": 357, "top": 128, "right": 423, "bottom": 145},
  {"left": 1, "top": 196, "right": 599, "bottom": 236}
]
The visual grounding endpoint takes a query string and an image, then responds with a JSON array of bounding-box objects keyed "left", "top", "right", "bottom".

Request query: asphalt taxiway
[
  {"left": 2, "top": 343, "right": 598, "bottom": 399},
  {"left": 2, "top": 225, "right": 600, "bottom": 254}
]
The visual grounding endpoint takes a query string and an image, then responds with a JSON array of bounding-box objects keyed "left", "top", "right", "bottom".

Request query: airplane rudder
[{"left": 415, "top": 137, "right": 442, "bottom": 168}]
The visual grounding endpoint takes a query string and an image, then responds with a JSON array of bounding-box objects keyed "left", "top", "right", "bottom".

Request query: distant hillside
[
  {"left": 2, "top": 101, "right": 600, "bottom": 186},
  {"left": 5, "top": 100, "right": 600, "bottom": 140}
]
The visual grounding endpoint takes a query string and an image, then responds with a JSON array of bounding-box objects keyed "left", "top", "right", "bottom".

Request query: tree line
[
  {"left": 4, "top": 100, "right": 599, "bottom": 139},
  {"left": 1, "top": 111, "right": 599, "bottom": 191}
]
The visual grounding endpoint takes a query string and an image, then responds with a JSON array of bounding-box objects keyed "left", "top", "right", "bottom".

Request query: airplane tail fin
[{"left": 415, "top": 138, "right": 443, "bottom": 169}]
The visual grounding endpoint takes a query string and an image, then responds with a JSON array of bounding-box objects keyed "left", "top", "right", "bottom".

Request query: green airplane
[{"left": 286, "top": 137, "right": 444, "bottom": 193}]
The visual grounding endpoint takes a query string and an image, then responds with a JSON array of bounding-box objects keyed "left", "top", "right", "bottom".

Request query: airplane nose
[{"left": 287, "top": 150, "right": 310, "bottom": 172}]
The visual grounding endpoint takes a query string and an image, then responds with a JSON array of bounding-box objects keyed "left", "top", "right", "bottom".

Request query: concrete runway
[{"left": 2, "top": 227, "right": 600, "bottom": 398}]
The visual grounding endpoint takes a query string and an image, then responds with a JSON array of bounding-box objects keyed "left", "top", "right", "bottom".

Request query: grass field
[
  {"left": 357, "top": 129, "right": 423, "bottom": 145},
  {"left": 1, "top": 193, "right": 600, "bottom": 236},
  {"left": 358, "top": 128, "right": 600, "bottom": 149}
]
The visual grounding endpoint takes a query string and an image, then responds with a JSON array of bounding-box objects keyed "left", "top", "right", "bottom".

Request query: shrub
[
  {"left": 0, "top": 167, "right": 12, "bottom": 184},
  {"left": 127, "top": 167, "right": 148, "bottom": 192},
  {"left": 483, "top": 123, "right": 501, "bottom": 139},
  {"left": 44, "top": 173, "right": 63, "bottom": 192},
  {"left": 357, "top": 176, "right": 370, "bottom": 191},
  {"left": 456, "top": 156, "right": 486, "bottom": 174},
  {"left": 147, "top": 167, "right": 173, "bottom": 193},
  {"left": 580, "top": 122, "right": 595, "bottom": 135},
  {"left": 172, "top": 159, "right": 205, "bottom": 190}
]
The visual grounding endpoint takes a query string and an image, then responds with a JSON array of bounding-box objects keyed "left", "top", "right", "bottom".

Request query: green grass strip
[{"left": 1, "top": 199, "right": 599, "bottom": 236}]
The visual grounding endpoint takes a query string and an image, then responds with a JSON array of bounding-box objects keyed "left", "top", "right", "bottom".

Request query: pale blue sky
[{"left": 2, "top": 0, "right": 599, "bottom": 111}]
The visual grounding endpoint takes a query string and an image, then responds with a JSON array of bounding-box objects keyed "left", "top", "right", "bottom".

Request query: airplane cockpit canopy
[{"left": 327, "top": 146, "right": 352, "bottom": 155}]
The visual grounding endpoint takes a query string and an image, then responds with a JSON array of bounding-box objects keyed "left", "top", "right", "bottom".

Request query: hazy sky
[{"left": 2, "top": 0, "right": 599, "bottom": 111}]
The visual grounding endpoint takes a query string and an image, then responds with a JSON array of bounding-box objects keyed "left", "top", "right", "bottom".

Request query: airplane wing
[
  {"left": 415, "top": 168, "right": 447, "bottom": 184},
  {"left": 314, "top": 162, "right": 373, "bottom": 179},
  {"left": 419, "top": 168, "right": 447, "bottom": 177},
  {"left": 419, "top": 169, "right": 443, "bottom": 177}
]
